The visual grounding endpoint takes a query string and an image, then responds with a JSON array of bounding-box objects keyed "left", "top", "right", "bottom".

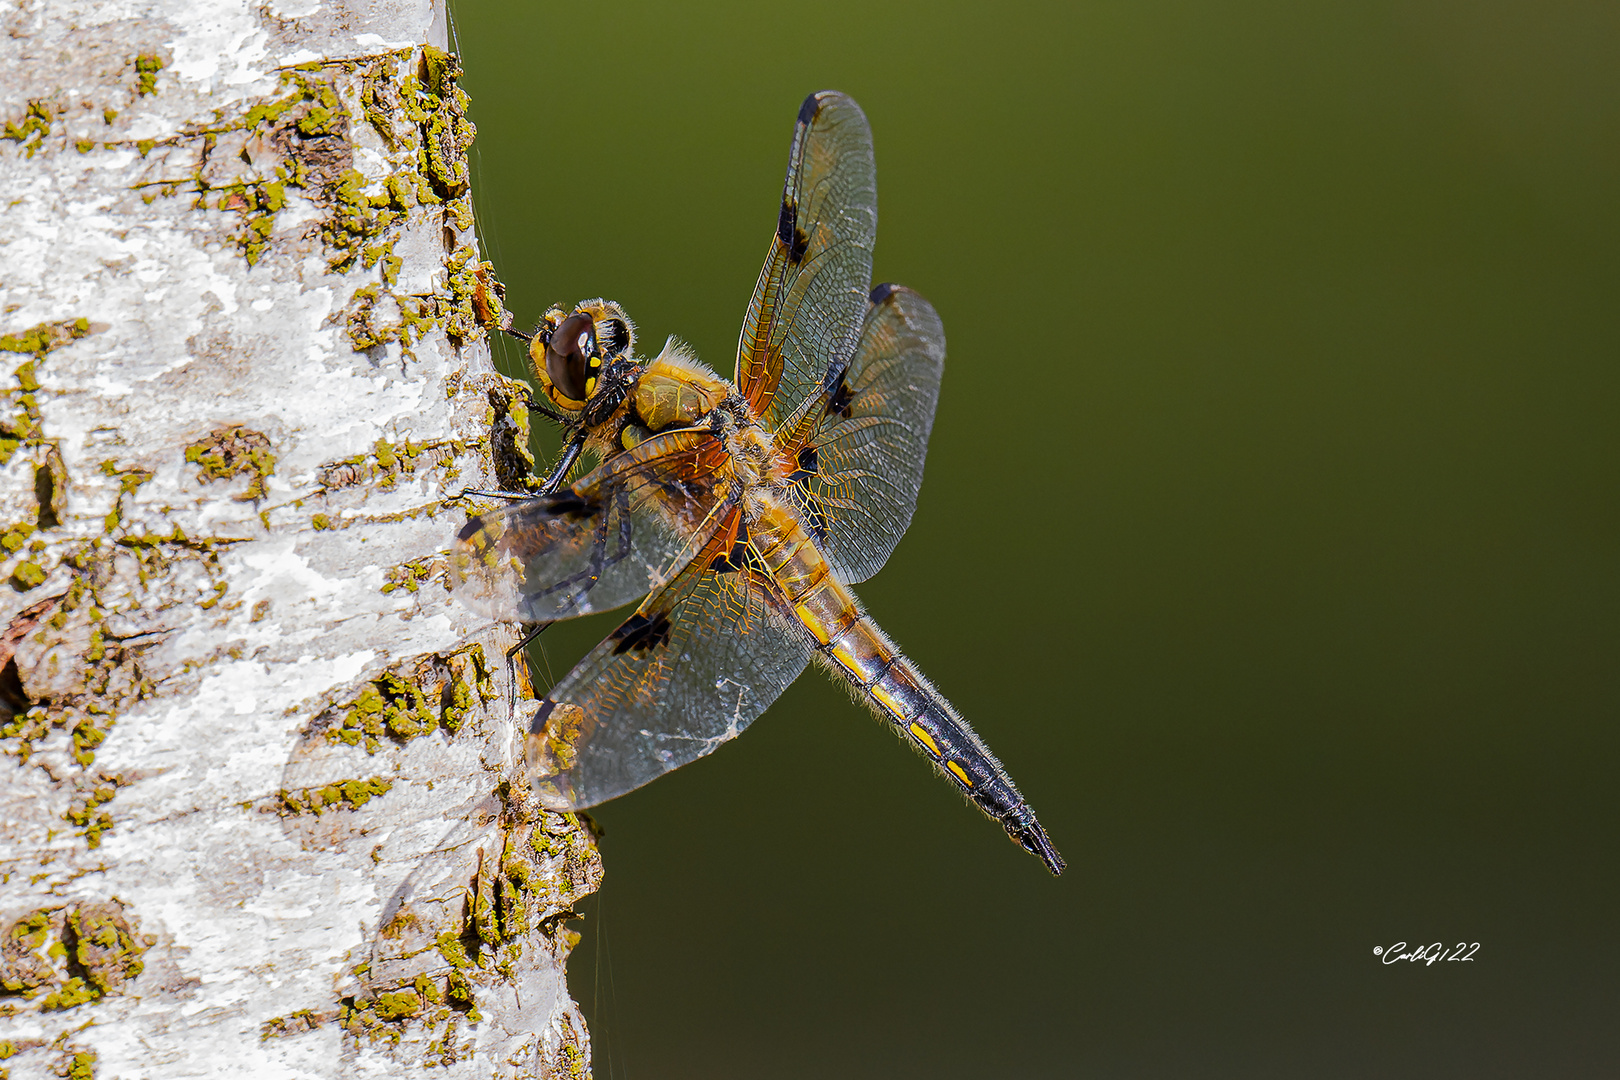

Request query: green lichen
[
  {"left": 0, "top": 319, "right": 87, "bottom": 359},
  {"left": 324, "top": 168, "right": 424, "bottom": 275},
  {"left": 68, "top": 904, "right": 145, "bottom": 992},
  {"left": 260, "top": 1009, "right": 321, "bottom": 1040},
  {"left": 440, "top": 246, "right": 482, "bottom": 343},
  {"left": 70, "top": 710, "right": 111, "bottom": 767},
  {"left": 2, "top": 100, "right": 53, "bottom": 158},
  {"left": 183, "top": 426, "right": 276, "bottom": 500},
  {"left": 1, "top": 543, "right": 162, "bottom": 768},
  {"left": 486, "top": 382, "right": 542, "bottom": 492},
  {"left": 295, "top": 82, "right": 343, "bottom": 137},
  {"left": 317, "top": 47, "right": 492, "bottom": 353},
  {"left": 64, "top": 775, "right": 127, "bottom": 847},
  {"left": 125, "top": 63, "right": 355, "bottom": 265},
  {"left": 0, "top": 319, "right": 91, "bottom": 465},
  {"left": 372, "top": 989, "right": 420, "bottom": 1021},
  {"left": 5, "top": 903, "right": 145, "bottom": 1010},
  {"left": 343, "top": 284, "right": 392, "bottom": 349},
  {"left": 1, "top": 522, "right": 34, "bottom": 553},
  {"left": 337, "top": 997, "right": 403, "bottom": 1046},
  {"left": 38, "top": 977, "right": 96, "bottom": 1011},
  {"left": 317, "top": 435, "right": 466, "bottom": 497},
  {"left": 311, "top": 513, "right": 331, "bottom": 530},
  {"left": 277, "top": 776, "right": 394, "bottom": 815},
  {"left": 337, "top": 977, "right": 463, "bottom": 1051},
  {"left": 438, "top": 646, "right": 493, "bottom": 735},
  {"left": 326, "top": 672, "right": 438, "bottom": 753},
  {"left": 417, "top": 48, "right": 474, "bottom": 197},
  {"left": 361, "top": 239, "right": 401, "bottom": 286},
  {"left": 133, "top": 53, "right": 164, "bottom": 96},
  {"left": 434, "top": 930, "right": 471, "bottom": 971},
  {"left": 9, "top": 561, "right": 43, "bottom": 592},
  {"left": 98, "top": 459, "right": 154, "bottom": 534},
  {"left": 380, "top": 555, "right": 435, "bottom": 595}
]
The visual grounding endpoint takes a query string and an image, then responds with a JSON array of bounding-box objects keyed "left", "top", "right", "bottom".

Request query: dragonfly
[{"left": 452, "top": 91, "right": 1064, "bottom": 875}]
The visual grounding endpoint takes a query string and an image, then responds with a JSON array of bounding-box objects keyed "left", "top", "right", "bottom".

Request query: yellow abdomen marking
[
  {"left": 870, "top": 682, "right": 904, "bottom": 718},
  {"left": 946, "top": 761, "right": 972, "bottom": 787},
  {"left": 909, "top": 722, "right": 940, "bottom": 757}
]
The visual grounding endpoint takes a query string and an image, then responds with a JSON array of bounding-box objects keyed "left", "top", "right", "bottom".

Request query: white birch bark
[{"left": 0, "top": 1, "right": 600, "bottom": 1077}]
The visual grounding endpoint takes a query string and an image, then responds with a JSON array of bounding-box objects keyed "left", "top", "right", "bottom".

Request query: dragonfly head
[{"left": 528, "top": 299, "right": 637, "bottom": 414}]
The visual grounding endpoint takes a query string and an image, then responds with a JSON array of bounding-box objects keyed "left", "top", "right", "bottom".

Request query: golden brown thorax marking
[{"left": 632, "top": 365, "right": 726, "bottom": 433}]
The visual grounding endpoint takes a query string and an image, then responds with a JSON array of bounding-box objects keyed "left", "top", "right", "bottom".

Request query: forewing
[
  {"left": 451, "top": 429, "right": 730, "bottom": 622},
  {"left": 780, "top": 284, "right": 945, "bottom": 582},
  {"left": 736, "top": 91, "right": 877, "bottom": 433},
  {"left": 525, "top": 509, "right": 813, "bottom": 809}
]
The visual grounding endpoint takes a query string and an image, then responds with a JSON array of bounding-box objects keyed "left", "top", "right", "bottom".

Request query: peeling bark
[{"left": 0, "top": 2, "right": 598, "bottom": 1077}]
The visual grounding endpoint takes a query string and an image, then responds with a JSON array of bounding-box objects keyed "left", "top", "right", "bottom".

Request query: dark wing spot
[
  {"left": 787, "top": 447, "right": 830, "bottom": 541},
  {"left": 869, "top": 282, "right": 898, "bottom": 305},
  {"left": 529, "top": 698, "right": 556, "bottom": 735},
  {"left": 798, "top": 92, "right": 823, "bottom": 126},
  {"left": 709, "top": 536, "right": 753, "bottom": 574},
  {"left": 456, "top": 518, "right": 484, "bottom": 542},
  {"left": 827, "top": 373, "right": 857, "bottom": 419},
  {"left": 777, "top": 199, "right": 797, "bottom": 248},
  {"left": 610, "top": 611, "right": 673, "bottom": 655},
  {"left": 777, "top": 199, "right": 810, "bottom": 265},
  {"left": 709, "top": 520, "right": 754, "bottom": 574},
  {"left": 542, "top": 491, "right": 596, "bottom": 517}
]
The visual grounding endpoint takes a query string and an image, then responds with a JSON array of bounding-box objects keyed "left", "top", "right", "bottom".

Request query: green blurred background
[{"left": 448, "top": 1, "right": 1618, "bottom": 1075}]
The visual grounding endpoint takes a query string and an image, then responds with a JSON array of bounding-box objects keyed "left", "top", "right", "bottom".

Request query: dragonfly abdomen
[{"left": 753, "top": 509, "right": 1063, "bottom": 873}]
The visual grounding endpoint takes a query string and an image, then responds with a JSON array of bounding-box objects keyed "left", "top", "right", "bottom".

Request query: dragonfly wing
[
  {"left": 782, "top": 283, "right": 945, "bottom": 583},
  {"left": 451, "top": 428, "right": 731, "bottom": 622},
  {"left": 737, "top": 90, "right": 877, "bottom": 433},
  {"left": 526, "top": 505, "right": 814, "bottom": 809}
]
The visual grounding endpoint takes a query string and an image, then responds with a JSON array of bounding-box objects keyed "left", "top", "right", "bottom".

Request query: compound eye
[{"left": 544, "top": 312, "right": 596, "bottom": 402}]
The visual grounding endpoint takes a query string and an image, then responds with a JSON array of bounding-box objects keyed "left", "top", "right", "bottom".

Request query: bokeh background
[{"left": 448, "top": 2, "right": 1618, "bottom": 1076}]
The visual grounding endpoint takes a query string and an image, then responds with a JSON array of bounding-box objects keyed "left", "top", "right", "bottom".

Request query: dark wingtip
[
  {"left": 798, "top": 92, "right": 823, "bottom": 125},
  {"left": 455, "top": 518, "right": 483, "bottom": 542},
  {"left": 869, "top": 282, "right": 898, "bottom": 305}
]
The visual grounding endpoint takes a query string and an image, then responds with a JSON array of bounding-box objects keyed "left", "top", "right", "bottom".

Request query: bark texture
[{"left": 0, "top": 1, "right": 599, "bottom": 1077}]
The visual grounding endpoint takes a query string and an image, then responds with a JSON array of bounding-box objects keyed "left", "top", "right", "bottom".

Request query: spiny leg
[{"left": 506, "top": 621, "right": 553, "bottom": 720}]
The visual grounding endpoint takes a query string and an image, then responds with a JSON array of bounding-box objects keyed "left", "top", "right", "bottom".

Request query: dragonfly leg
[
  {"left": 535, "top": 432, "right": 586, "bottom": 496},
  {"left": 449, "top": 420, "right": 582, "bottom": 503},
  {"left": 505, "top": 621, "right": 553, "bottom": 720},
  {"left": 452, "top": 487, "right": 535, "bottom": 503}
]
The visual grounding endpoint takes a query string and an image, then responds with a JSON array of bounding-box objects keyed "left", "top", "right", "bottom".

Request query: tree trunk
[{"left": 0, "top": 2, "right": 599, "bottom": 1077}]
